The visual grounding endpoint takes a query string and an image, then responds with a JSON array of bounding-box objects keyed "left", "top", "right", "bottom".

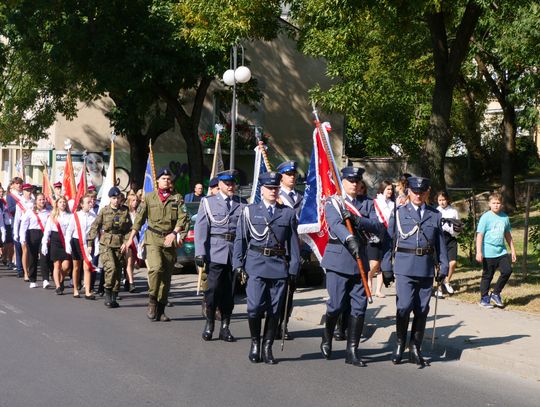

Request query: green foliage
[
  {"left": 530, "top": 225, "right": 540, "bottom": 267},
  {"left": 457, "top": 209, "right": 477, "bottom": 265}
]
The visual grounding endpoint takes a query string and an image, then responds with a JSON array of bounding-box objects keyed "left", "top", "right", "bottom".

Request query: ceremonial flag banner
[
  {"left": 249, "top": 143, "right": 270, "bottom": 204},
  {"left": 98, "top": 136, "right": 116, "bottom": 211},
  {"left": 63, "top": 150, "right": 77, "bottom": 201},
  {"left": 42, "top": 164, "right": 54, "bottom": 205},
  {"left": 298, "top": 122, "right": 339, "bottom": 261},
  {"left": 73, "top": 160, "right": 87, "bottom": 210},
  {"left": 137, "top": 148, "right": 156, "bottom": 260}
]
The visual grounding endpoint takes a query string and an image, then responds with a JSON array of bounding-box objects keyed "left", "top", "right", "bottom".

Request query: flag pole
[
  {"left": 311, "top": 102, "right": 373, "bottom": 304},
  {"left": 148, "top": 140, "right": 157, "bottom": 188}
]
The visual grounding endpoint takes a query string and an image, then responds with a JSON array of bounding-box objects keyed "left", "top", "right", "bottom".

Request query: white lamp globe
[
  {"left": 223, "top": 69, "right": 236, "bottom": 86},
  {"left": 235, "top": 66, "right": 251, "bottom": 83}
]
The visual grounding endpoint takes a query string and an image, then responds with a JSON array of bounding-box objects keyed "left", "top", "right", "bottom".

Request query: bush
[
  {"left": 530, "top": 225, "right": 540, "bottom": 267},
  {"left": 457, "top": 211, "right": 476, "bottom": 264}
]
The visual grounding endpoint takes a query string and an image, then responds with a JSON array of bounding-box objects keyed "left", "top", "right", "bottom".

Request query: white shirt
[
  {"left": 13, "top": 196, "right": 35, "bottom": 240},
  {"left": 42, "top": 211, "right": 72, "bottom": 248},
  {"left": 410, "top": 202, "right": 426, "bottom": 219},
  {"left": 437, "top": 204, "right": 459, "bottom": 236},
  {"left": 374, "top": 193, "right": 395, "bottom": 224},
  {"left": 19, "top": 209, "right": 50, "bottom": 244},
  {"left": 65, "top": 210, "right": 97, "bottom": 244}
]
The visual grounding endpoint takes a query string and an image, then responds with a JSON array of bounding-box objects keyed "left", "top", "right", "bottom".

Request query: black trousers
[
  {"left": 205, "top": 262, "right": 234, "bottom": 316},
  {"left": 480, "top": 255, "right": 512, "bottom": 297},
  {"left": 26, "top": 229, "right": 48, "bottom": 283}
]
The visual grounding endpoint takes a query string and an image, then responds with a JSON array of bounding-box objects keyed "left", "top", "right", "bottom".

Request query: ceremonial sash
[
  {"left": 73, "top": 212, "right": 95, "bottom": 272},
  {"left": 9, "top": 192, "right": 26, "bottom": 214},
  {"left": 373, "top": 199, "right": 389, "bottom": 229},
  {"left": 53, "top": 217, "right": 67, "bottom": 250},
  {"left": 32, "top": 211, "right": 46, "bottom": 232}
]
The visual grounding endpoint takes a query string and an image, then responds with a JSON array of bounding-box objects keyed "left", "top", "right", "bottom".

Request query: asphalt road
[{"left": 1, "top": 269, "right": 538, "bottom": 407}]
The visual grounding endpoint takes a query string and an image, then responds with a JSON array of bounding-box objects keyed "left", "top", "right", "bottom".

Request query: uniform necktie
[
  {"left": 268, "top": 205, "right": 274, "bottom": 218},
  {"left": 225, "top": 197, "right": 231, "bottom": 211},
  {"left": 417, "top": 206, "right": 422, "bottom": 220},
  {"left": 288, "top": 191, "right": 295, "bottom": 204}
]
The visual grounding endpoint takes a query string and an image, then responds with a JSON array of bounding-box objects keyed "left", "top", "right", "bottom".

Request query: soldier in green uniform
[
  {"left": 87, "top": 186, "right": 132, "bottom": 308},
  {"left": 126, "top": 168, "right": 189, "bottom": 322}
]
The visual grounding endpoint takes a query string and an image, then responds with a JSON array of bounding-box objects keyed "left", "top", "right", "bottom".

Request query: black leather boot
[
  {"left": 262, "top": 316, "right": 279, "bottom": 364},
  {"left": 409, "top": 313, "right": 429, "bottom": 367},
  {"left": 202, "top": 317, "right": 215, "bottom": 341},
  {"left": 219, "top": 315, "right": 235, "bottom": 342},
  {"left": 333, "top": 313, "right": 347, "bottom": 341},
  {"left": 155, "top": 303, "right": 171, "bottom": 322},
  {"left": 104, "top": 288, "right": 112, "bottom": 308},
  {"left": 248, "top": 317, "right": 262, "bottom": 363},
  {"left": 345, "top": 315, "right": 366, "bottom": 367},
  {"left": 147, "top": 295, "right": 157, "bottom": 320},
  {"left": 392, "top": 312, "right": 410, "bottom": 364},
  {"left": 320, "top": 313, "right": 339, "bottom": 359}
]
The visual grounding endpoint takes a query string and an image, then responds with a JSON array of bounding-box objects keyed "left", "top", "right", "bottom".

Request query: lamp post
[{"left": 222, "top": 45, "right": 251, "bottom": 170}]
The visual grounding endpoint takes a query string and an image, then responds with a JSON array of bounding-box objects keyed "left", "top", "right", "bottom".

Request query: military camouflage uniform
[
  {"left": 132, "top": 191, "right": 189, "bottom": 312},
  {"left": 87, "top": 204, "right": 132, "bottom": 306}
]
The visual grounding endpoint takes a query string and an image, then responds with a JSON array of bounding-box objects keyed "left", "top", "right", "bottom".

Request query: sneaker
[
  {"left": 435, "top": 289, "right": 444, "bottom": 299},
  {"left": 443, "top": 282, "right": 454, "bottom": 295},
  {"left": 29, "top": 282, "right": 37, "bottom": 288},
  {"left": 490, "top": 293, "right": 504, "bottom": 308},
  {"left": 479, "top": 296, "right": 494, "bottom": 309},
  {"left": 43, "top": 280, "right": 50, "bottom": 289}
]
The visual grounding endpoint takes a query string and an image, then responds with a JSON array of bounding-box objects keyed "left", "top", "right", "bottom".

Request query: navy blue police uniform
[
  {"left": 319, "top": 166, "right": 382, "bottom": 367},
  {"left": 276, "top": 160, "right": 304, "bottom": 340},
  {"left": 381, "top": 176, "right": 449, "bottom": 366},
  {"left": 233, "top": 171, "right": 300, "bottom": 364},
  {"left": 194, "top": 169, "right": 246, "bottom": 342}
]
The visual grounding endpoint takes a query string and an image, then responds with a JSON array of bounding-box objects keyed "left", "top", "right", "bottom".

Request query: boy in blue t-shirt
[{"left": 475, "top": 192, "right": 516, "bottom": 308}]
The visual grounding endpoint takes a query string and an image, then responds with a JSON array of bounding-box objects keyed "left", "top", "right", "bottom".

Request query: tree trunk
[
  {"left": 460, "top": 81, "right": 487, "bottom": 179},
  {"left": 126, "top": 134, "right": 149, "bottom": 190},
  {"left": 501, "top": 105, "right": 517, "bottom": 212}
]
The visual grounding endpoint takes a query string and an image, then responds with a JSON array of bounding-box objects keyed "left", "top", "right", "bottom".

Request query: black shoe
[
  {"left": 344, "top": 315, "right": 366, "bottom": 367},
  {"left": 55, "top": 287, "right": 64, "bottom": 295},
  {"left": 104, "top": 288, "right": 113, "bottom": 308},
  {"left": 110, "top": 292, "right": 120, "bottom": 308},
  {"left": 129, "top": 283, "right": 138, "bottom": 293},
  {"left": 167, "top": 301, "right": 173, "bottom": 307},
  {"left": 248, "top": 317, "right": 262, "bottom": 363},
  {"left": 262, "top": 317, "right": 279, "bottom": 364},
  {"left": 202, "top": 318, "right": 215, "bottom": 341},
  {"left": 392, "top": 312, "right": 410, "bottom": 365},
  {"left": 85, "top": 294, "right": 96, "bottom": 300},
  {"left": 321, "top": 313, "right": 339, "bottom": 359},
  {"left": 219, "top": 316, "right": 235, "bottom": 342}
]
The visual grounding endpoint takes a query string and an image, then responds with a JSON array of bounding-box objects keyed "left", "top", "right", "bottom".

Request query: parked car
[{"left": 175, "top": 202, "right": 200, "bottom": 273}]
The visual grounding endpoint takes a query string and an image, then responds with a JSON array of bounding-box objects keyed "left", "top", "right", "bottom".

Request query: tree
[
  {"left": 3, "top": 0, "right": 281, "bottom": 187},
  {"left": 472, "top": 1, "right": 540, "bottom": 211}
]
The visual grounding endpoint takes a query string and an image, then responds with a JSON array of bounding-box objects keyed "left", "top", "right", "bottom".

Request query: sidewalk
[
  {"left": 171, "top": 272, "right": 540, "bottom": 380},
  {"left": 291, "top": 283, "right": 540, "bottom": 380}
]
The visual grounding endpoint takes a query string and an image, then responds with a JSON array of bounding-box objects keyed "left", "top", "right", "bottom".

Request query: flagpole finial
[
  {"left": 111, "top": 131, "right": 117, "bottom": 142},
  {"left": 64, "top": 139, "right": 72, "bottom": 151},
  {"left": 82, "top": 150, "right": 88, "bottom": 160},
  {"left": 215, "top": 123, "right": 224, "bottom": 134}
]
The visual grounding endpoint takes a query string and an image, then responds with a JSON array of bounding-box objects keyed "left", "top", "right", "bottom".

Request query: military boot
[
  {"left": 409, "top": 313, "right": 429, "bottom": 367},
  {"left": 104, "top": 288, "right": 113, "bottom": 308},
  {"left": 392, "top": 312, "right": 410, "bottom": 364},
  {"left": 110, "top": 291, "right": 120, "bottom": 308},
  {"left": 219, "top": 315, "right": 235, "bottom": 342},
  {"left": 262, "top": 316, "right": 279, "bottom": 365},
  {"left": 320, "top": 313, "right": 339, "bottom": 359},
  {"left": 248, "top": 317, "right": 262, "bottom": 363},
  {"left": 202, "top": 317, "right": 215, "bottom": 341},
  {"left": 155, "top": 303, "right": 171, "bottom": 322},
  {"left": 345, "top": 315, "right": 366, "bottom": 367},
  {"left": 147, "top": 295, "right": 157, "bottom": 320},
  {"left": 333, "top": 313, "right": 348, "bottom": 341}
]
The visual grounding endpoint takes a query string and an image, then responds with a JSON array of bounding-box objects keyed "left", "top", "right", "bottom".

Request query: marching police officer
[
  {"left": 126, "top": 168, "right": 189, "bottom": 321},
  {"left": 381, "top": 176, "right": 449, "bottom": 366},
  {"left": 87, "top": 186, "right": 132, "bottom": 308},
  {"left": 233, "top": 171, "right": 300, "bottom": 364},
  {"left": 320, "top": 167, "right": 381, "bottom": 367},
  {"left": 276, "top": 160, "right": 304, "bottom": 340},
  {"left": 194, "top": 170, "right": 245, "bottom": 342}
]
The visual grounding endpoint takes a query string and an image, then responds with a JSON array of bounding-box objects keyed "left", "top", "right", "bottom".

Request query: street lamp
[{"left": 222, "top": 45, "right": 251, "bottom": 170}]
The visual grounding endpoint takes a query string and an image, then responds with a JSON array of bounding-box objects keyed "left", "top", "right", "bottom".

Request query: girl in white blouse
[
  {"left": 20, "top": 193, "right": 51, "bottom": 288},
  {"left": 436, "top": 191, "right": 460, "bottom": 296},
  {"left": 65, "top": 194, "right": 97, "bottom": 299},
  {"left": 41, "top": 196, "right": 72, "bottom": 295}
]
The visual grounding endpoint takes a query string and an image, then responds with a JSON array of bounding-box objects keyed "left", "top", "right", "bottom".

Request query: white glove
[
  {"left": 41, "top": 244, "right": 48, "bottom": 256},
  {"left": 65, "top": 244, "right": 72, "bottom": 255}
]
